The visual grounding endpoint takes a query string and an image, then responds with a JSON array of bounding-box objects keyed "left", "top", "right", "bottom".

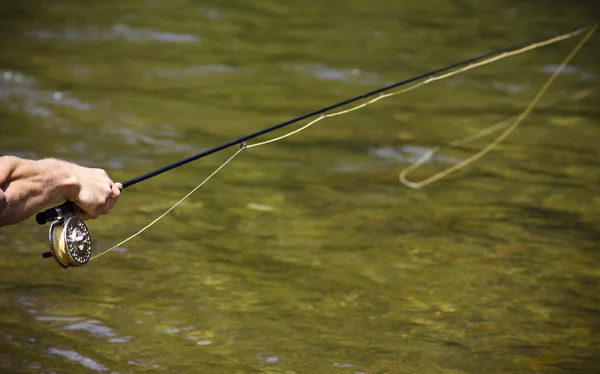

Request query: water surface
[{"left": 1, "top": 1, "right": 599, "bottom": 373}]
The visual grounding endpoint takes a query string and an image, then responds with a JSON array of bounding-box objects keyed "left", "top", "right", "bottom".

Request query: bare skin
[{"left": 0, "top": 156, "right": 121, "bottom": 227}]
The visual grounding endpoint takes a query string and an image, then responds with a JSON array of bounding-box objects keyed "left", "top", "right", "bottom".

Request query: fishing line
[
  {"left": 91, "top": 148, "right": 245, "bottom": 260},
  {"left": 94, "top": 24, "right": 596, "bottom": 260},
  {"left": 398, "top": 88, "right": 594, "bottom": 188},
  {"left": 247, "top": 25, "right": 593, "bottom": 148},
  {"left": 36, "top": 24, "right": 596, "bottom": 266},
  {"left": 399, "top": 24, "right": 597, "bottom": 188}
]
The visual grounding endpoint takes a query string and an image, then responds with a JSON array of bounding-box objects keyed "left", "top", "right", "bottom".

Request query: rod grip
[{"left": 36, "top": 201, "right": 76, "bottom": 225}]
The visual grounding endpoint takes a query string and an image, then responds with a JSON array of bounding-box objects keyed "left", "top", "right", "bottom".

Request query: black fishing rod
[{"left": 35, "top": 24, "right": 591, "bottom": 226}]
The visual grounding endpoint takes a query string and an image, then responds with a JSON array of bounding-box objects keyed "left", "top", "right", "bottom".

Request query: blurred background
[{"left": 1, "top": 1, "right": 599, "bottom": 373}]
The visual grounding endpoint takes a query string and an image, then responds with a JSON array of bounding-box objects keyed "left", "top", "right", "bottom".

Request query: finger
[
  {"left": 102, "top": 196, "right": 117, "bottom": 214},
  {"left": 114, "top": 182, "right": 123, "bottom": 191},
  {"left": 111, "top": 184, "right": 121, "bottom": 199}
]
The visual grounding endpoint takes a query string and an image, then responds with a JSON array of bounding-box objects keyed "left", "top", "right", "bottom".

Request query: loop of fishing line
[
  {"left": 40, "top": 24, "right": 596, "bottom": 266},
  {"left": 399, "top": 24, "right": 597, "bottom": 188}
]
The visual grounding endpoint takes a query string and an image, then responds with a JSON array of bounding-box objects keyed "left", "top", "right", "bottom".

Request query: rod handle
[{"left": 36, "top": 201, "right": 76, "bottom": 225}]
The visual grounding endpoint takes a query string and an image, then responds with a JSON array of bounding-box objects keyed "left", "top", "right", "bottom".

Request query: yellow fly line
[
  {"left": 90, "top": 24, "right": 597, "bottom": 261},
  {"left": 399, "top": 24, "right": 597, "bottom": 188}
]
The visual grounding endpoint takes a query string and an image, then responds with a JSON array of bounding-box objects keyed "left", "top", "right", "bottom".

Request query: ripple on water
[
  {"left": 0, "top": 150, "right": 38, "bottom": 159},
  {"left": 26, "top": 24, "right": 199, "bottom": 43},
  {"left": 0, "top": 70, "right": 92, "bottom": 117},
  {"left": 283, "top": 64, "right": 384, "bottom": 85},
  {"left": 492, "top": 81, "right": 528, "bottom": 93},
  {"left": 100, "top": 125, "right": 197, "bottom": 155},
  {"left": 542, "top": 64, "right": 595, "bottom": 80},
  {"left": 36, "top": 317, "right": 129, "bottom": 343},
  {"left": 63, "top": 320, "right": 114, "bottom": 338},
  {"left": 247, "top": 203, "right": 276, "bottom": 212},
  {"left": 35, "top": 316, "right": 84, "bottom": 322},
  {"left": 333, "top": 362, "right": 357, "bottom": 367},
  {"left": 370, "top": 145, "right": 461, "bottom": 163},
  {"left": 197, "top": 8, "right": 221, "bottom": 20},
  {"left": 146, "top": 64, "right": 252, "bottom": 80},
  {"left": 108, "top": 337, "right": 130, "bottom": 343},
  {"left": 47, "top": 348, "right": 108, "bottom": 372},
  {"left": 336, "top": 145, "right": 462, "bottom": 172},
  {"left": 112, "top": 246, "right": 128, "bottom": 254},
  {"left": 17, "top": 296, "right": 36, "bottom": 307}
]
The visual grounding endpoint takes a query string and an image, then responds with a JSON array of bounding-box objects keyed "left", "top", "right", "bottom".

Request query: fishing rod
[{"left": 37, "top": 24, "right": 594, "bottom": 268}]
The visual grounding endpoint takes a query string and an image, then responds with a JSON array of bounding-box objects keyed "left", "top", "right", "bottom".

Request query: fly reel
[{"left": 42, "top": 215, "right": 92, "bottom": 268}]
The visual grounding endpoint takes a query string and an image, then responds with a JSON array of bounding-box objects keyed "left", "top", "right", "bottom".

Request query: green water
[{"left": 1, "top": 1, "right": 599, "bottom": 373}]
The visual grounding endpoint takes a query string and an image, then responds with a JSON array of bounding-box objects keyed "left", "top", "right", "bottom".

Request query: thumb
[{"left": 111, "top": 183, "right": 122, "bottom": 199}]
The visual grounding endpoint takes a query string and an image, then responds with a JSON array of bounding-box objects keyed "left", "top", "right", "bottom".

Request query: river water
[{"left": 1, "top": 1, "right": 599, "bottom": 373}]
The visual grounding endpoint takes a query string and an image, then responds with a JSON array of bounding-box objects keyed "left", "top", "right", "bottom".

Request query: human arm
[{"left": 0, "top": 156, "right": 121, "bottom": 227}]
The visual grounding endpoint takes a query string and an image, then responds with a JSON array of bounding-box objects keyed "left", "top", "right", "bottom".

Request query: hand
[{"left": 66, "top": 165, "right": 121, "bottom": 220}]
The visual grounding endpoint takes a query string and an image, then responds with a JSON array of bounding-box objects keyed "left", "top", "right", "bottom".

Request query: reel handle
[{"left": 36, "top": 201, "right": 76, "bottom": 225}]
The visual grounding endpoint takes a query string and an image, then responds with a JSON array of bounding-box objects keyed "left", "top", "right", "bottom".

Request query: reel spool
[{"left": 42, "top": 215, "right": 92, "bottom": 268}]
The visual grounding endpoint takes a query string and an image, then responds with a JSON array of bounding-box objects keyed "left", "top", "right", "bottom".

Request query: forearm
[{"left": 0, "top": 156, "right": 79, "bottom": 226}]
